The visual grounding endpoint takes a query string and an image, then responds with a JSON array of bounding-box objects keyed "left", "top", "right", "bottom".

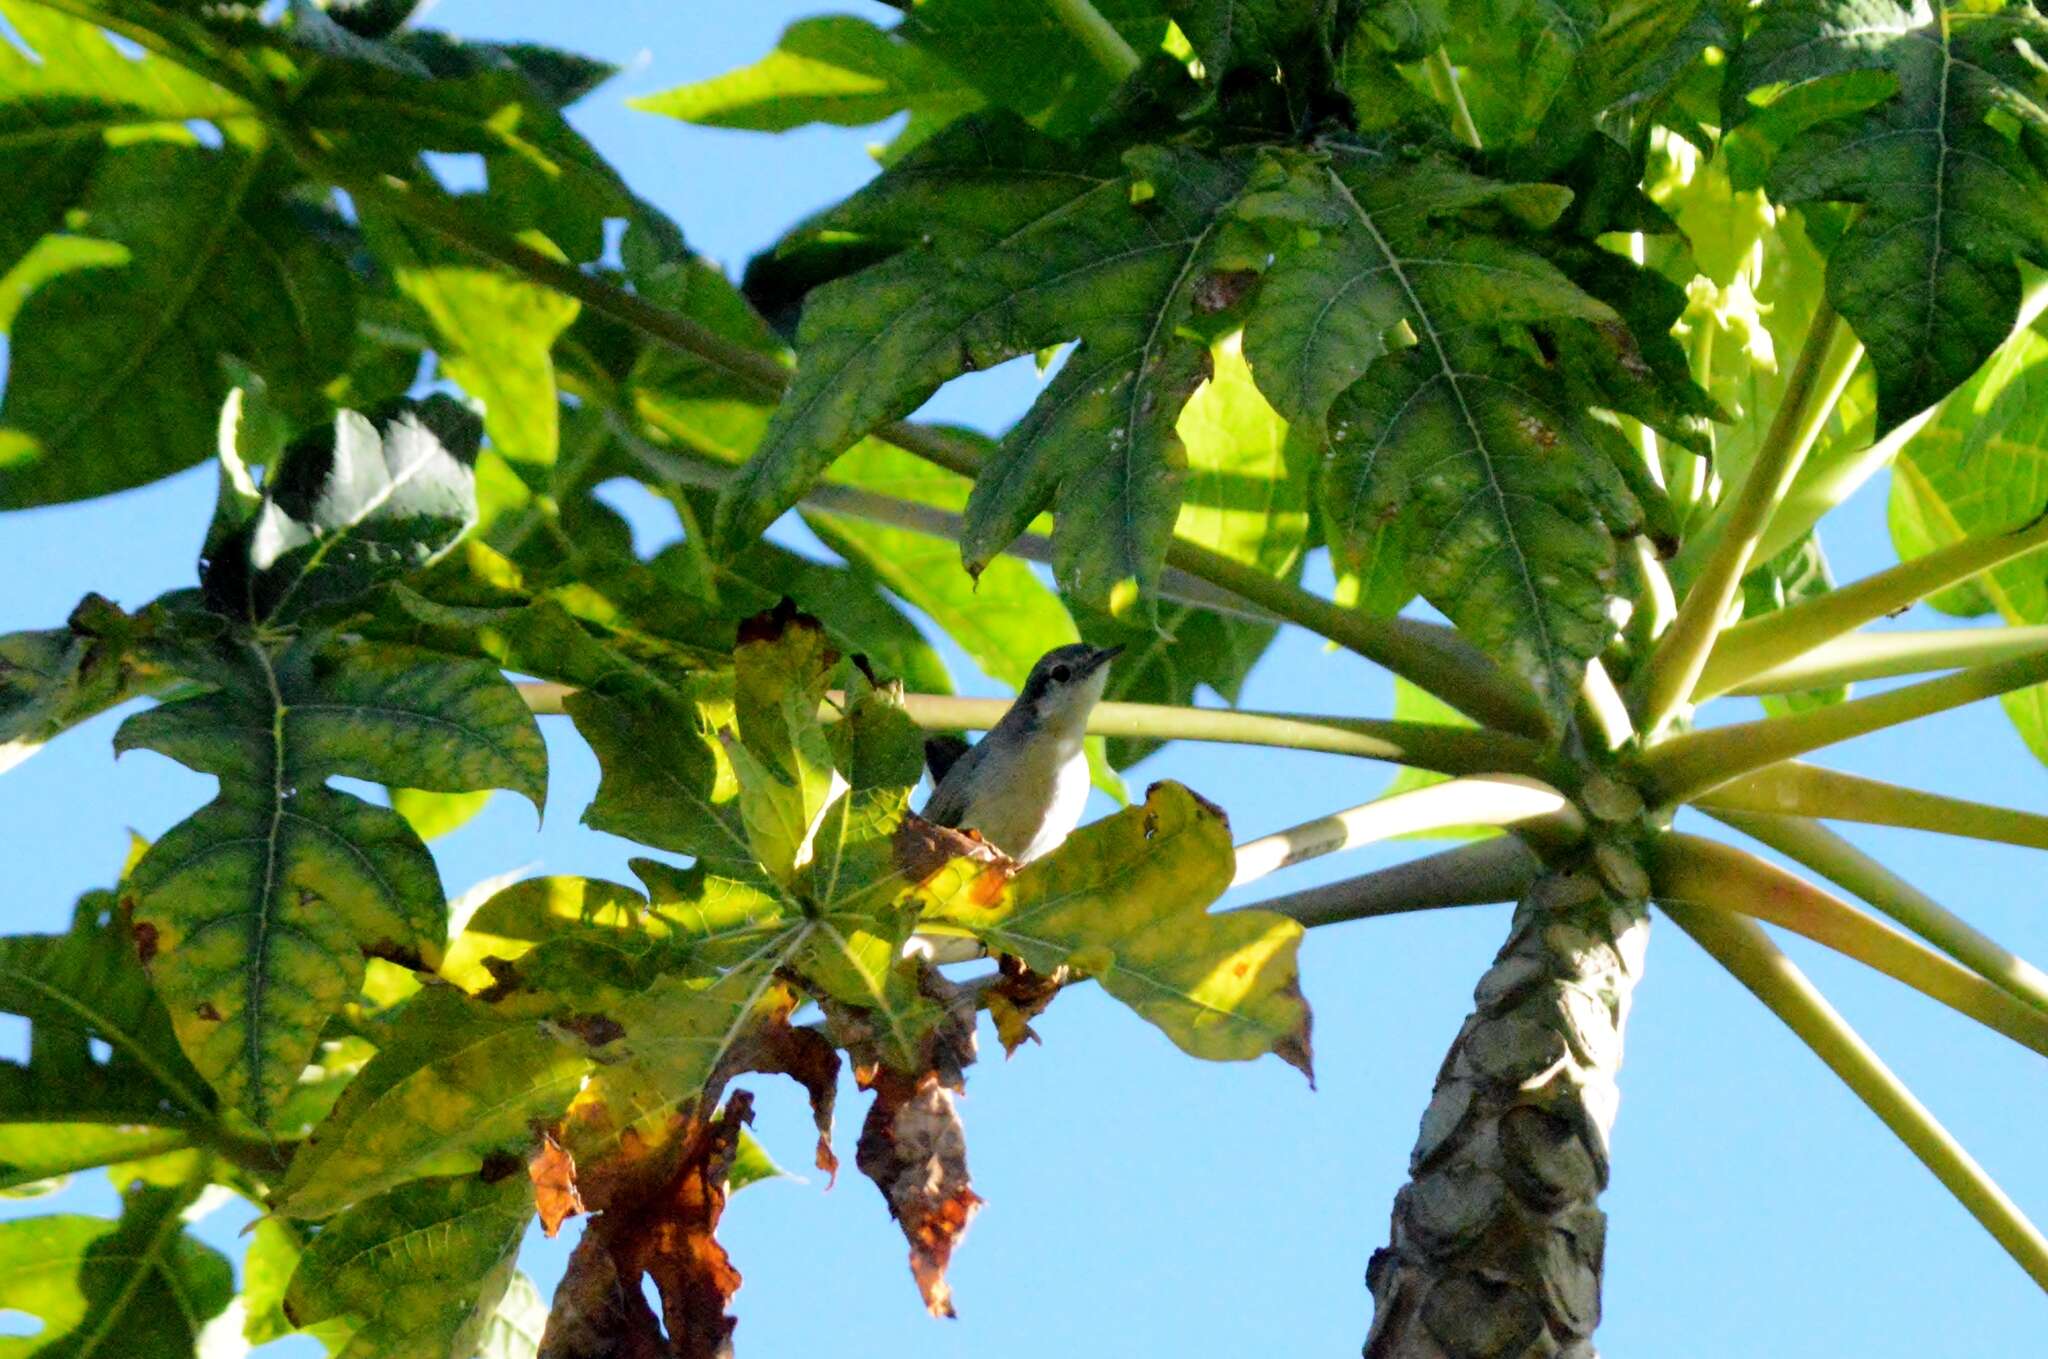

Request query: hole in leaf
[
  {"left": 0, "top": 1310, "right": 42, "bottom": 1338},
  {"left": 88, "top": 1038, "right": 112, "bottom": 1064},
  {"left": 99, "top": 28, "right": 148, "bottom": 60},
  {"left": 184, "top": 119, "right": 224, "bottom": 149},
  {"left": 422, "top": 151, "right": 488, "bottom": 194},
  {"left": 0, "top": 1015, "right": 28, "bottom": 1064}
]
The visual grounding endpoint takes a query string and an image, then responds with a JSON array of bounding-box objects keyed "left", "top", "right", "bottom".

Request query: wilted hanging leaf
[
  {"left": 201, "top": 395, "right": 484, "bottom": 624},
  {"left": 118, "top": 634, "right": 546, "bottom": 1125},
  {"left": 0, "top": 1178, "right": 234, "bottom": 1357},
  {"left": 914, "top": 781, "right": 1314, "bottom": 1075},
  {"left": 858, "top": 1068, "right": 983, "bottom": 1318},
  {"left": 530, "top": 1133, "right": 585, "bottom": 1236},
  {"left": 283, "top": 1172, "right": 533, "bottom": 1359}
]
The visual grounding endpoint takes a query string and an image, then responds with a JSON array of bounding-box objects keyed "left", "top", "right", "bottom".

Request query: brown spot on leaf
[
  {"left": 476, "top": 955, "right": 524, "bottom": 1004},
  {"left": 195, "top": 1001, "right": 221, "bottom": 1022},
  {"left": 366, "top": 938, "right": 425, "bottom": 971},
  {"left": 735, "top": 596, "right": 826, "bottom": 652},
  {"left": 479, "top": 1150, "right": 523, "bottom": 1184},
  {"left": 1193, "top": 268, "right": 1259, "bottom": 314},
  {"left": 559, "top": 1013, "right": 627, "bottom": 1049},
  {"left": 857, "top": 1070, "right": 982, "bottom": 1318},
  {"left": 537, "top": 1229, "right": 671, "bottom": 1359},
  {"left": 531, "top": 1133, "right": 586, "bottom": 1236},
  {"left": 131, "top": 919, "right": 158, "bottom": 966}
]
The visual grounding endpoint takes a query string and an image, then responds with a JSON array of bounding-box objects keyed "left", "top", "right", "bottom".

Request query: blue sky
[{"left": 4, "top": 1, "right": 2048, "bottom": 1352}]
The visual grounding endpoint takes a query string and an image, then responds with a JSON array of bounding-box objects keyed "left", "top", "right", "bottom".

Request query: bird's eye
[{"left": 1050, "top": 664, "right": 1071, "bottom": 683}]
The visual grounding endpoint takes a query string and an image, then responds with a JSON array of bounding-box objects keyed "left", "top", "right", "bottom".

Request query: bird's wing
[
  {"left": 920, "top": 738, "right": 987, "bottom": 828},
  {"left": 923, "top": 734, "right": 972, "bottom": 788}
]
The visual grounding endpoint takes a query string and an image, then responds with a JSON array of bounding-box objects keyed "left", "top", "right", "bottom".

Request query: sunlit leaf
[
  {"left": 915, "top": 781, "right": 1312, "bottom": 1074},
  {"left": 284, "top": 1172, "right": 531, "bottom": 1359},
  {"left": 1728, "top": 0, "right": 2048, "bottom": 430},
  {"left": 117, "top": 636, "right": 545, "bottom": 1124}
]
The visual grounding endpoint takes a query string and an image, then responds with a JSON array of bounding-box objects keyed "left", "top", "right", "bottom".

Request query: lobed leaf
[
  {"left": 117, "top": 636, "right": 545, "bottom": 1124},
  {"left": 916, "top": 781, "right": 1313, "bottom": 1074},
  {"left": 1729, "top": 0, "right": 2048, "bottom": 431},
  {"left": 0, "top": 1179, "right": 233, "bottom": 1359},
  {"left": 1242, "top": 144, "right": 1641, "bottom": 715},
  {"left": 284, "top": 1172, "right": 532, "bottom": 1359}
]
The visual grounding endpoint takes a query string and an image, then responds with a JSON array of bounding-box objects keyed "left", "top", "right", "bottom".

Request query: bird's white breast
[{"left": 1012, "top": 746, "right": 1091, "bottom": 863}]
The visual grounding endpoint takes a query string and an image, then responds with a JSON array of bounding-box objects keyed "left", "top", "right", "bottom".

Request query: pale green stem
[
  {"left": 1422, "top": 49, "right": 1483, "bottom": 149},
  {"left": 1042, "top": 0, "right": 1142, "bottom": 77},
  {"left": 292, "top": 152, "right": 1547, "bottom": 739},
  {"left": 1650, "top": 833, "right": 2048, "bottom": 1059},
  {"left": 1240, "top": 838, "right": 1540, "bottom": 928},
  {"left": 1708, "top": 809, "right": 2048, "bottom": 1016},
  {"left": 1697, "top": 516, "right": 2048, "bottom": 700},
  {"left": 1641, "top": 303, "right": 1860, "bottom": 732},
  {"left": 1229, "top": 776, "right": 1580, "bottom": 887},
  {"left": 518, "top": 682, "right": 1554, "bottom": 776},
  {"left": 1698, "top": 761, "right": 2048, "bottom": 853},
  {"left": 1645, "top": 649, "right": 2048, "bottom": 804},
  {"left": 1742, "top": 274, "right": 2048, "bottom": 566},
  {"left": 1663, "top": 899, "right": 2048, "bottom": 1293},
  {"left": 1727, "top": 626, "right": 2048, "bottom": 695}
]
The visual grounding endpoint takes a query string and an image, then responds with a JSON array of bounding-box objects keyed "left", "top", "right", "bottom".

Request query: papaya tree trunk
[{"left": 1364, "top": 868, "right": 1650, "bottom": 1358}]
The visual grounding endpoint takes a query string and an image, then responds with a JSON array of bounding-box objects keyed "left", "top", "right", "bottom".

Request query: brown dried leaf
[
  {"left": 538, "top": 1231, "right": 670, "bottom": 1359},
  {"left": 530, "top": 1133, "right": 585, "bottom": 1237},
  {"left": 746, "top": 1020, "right": 841, "bottom": 1185},
  {"left": 542, "top": 1094, "right": 755, "bottom": 1359},
  {"left": 856, "top": 1069, "right": 982, "bottom": 1319},
  {"left": 987, "top": 954, "right": 1065, "bottom": 1056}
]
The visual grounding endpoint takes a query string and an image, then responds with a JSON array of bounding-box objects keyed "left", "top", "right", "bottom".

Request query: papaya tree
[{"left": 3, "top": 0, "right": 2048, "bottom": 1354}]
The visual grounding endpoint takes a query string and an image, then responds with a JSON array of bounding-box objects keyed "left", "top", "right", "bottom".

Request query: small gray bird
[{"left": 922, "top": 642, "right": 1122, "bottom": 862}]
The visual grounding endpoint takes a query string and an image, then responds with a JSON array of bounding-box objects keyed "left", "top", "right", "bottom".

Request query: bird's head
[{"left": 1009, "top": 642, "right": 1122, "bottom": 741}]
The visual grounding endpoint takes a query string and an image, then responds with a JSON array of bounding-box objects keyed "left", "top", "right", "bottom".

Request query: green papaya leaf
[
  {"left": 276, "top": 983, "right": 603, "bottom": 1219},
  {"left": 364, "top": 212, "right": 579, "bottom": 467},
  {"left": 242, "top": 1216, "right": 356, "bottom": 1350},
  {"left": 0, "top": 0, "right": 255, "bottom": 279},
  {"left": 0, "top": 594, "right": 178, "bottom": 775},
  {"left": 1169, "top": 0, "right": 1327, "bottom": 85},
  {"left": 290, "top": 38, "right": 630, "bottom": 262},
  {"left": 916, "top": 781, "right": 1312, "bottom": 1074},
  {"left": 1728, "top": 0, "right": 2048, "bottom": 431},
  {"left": 390, "top": 786, "right": 493, "bottom": 841},
  {"left": 0, "top": 891, "right": 216, "bottom": 1130},
  {"left": 631, "top": 14, "right": 980, "bottom": 134},
  {"left": 1887, "top": 322, "right": 2048, "bottom": 762},
  {"left": 0, "top": 1179, "right": 233, "bottom": 1359},
  {"left": 284, "top": 1173, "right": 531, "bottom": 1359},
  {"left": 0, "top": 143, "right": 355, "bottom": 507},
  {"left": 896, "top": 0, "right": 1170, "bottom": 135},
  {"left": 714, "top": 114, "right": 1253, "bottom": 617},
  {"left": 1085, "top": 334, "right": 1309, "bottom": 766},
  {"left": 201, "top": 395, "right": 484, "bottom": 624},
  {"left": 1240, "top": 145, "right": 1643, "bottom": 717},
  {"left": 0, "top": 1125, "right": 190, "bottom": 1197},
  {"left": 117, "top": 636, "right": 545, "bottom": 1124}
]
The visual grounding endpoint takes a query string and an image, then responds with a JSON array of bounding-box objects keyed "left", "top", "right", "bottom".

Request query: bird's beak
[{"left": 1086, "top": 644, "right": 1124, "bottom": 674}]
